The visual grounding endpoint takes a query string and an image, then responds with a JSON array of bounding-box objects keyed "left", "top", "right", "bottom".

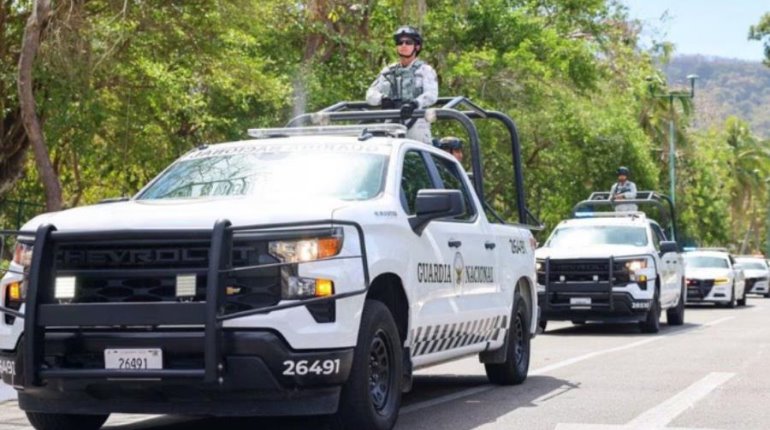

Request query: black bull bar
[{"left": 0, "top": 219, "right": 369, "bottom": 387}]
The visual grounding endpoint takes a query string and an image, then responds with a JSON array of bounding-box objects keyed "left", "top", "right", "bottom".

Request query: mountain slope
[{"left": 664, "top": 55, "right": 770, "bottom": 138}]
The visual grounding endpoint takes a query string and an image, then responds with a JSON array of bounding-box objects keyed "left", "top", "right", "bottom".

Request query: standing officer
[
  {"left": 366, "top": 26, "right": 438, "bottom": 144},
  {"left": 610, "top": 166, "right": 638, "bottom": 212}
]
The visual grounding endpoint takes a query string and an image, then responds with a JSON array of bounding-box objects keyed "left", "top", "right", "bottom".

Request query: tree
[{"left": 749, "top": 12, "right": 770, "bottom": 67}]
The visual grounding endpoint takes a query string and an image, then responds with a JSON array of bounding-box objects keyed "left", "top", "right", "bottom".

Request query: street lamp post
[{"left": 648, "top": 74, "right": 699, "bottom": 206}]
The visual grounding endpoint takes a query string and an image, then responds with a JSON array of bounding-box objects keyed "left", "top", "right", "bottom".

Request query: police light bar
[{"left": 247, "top": 124, "right": 407, "bottom": 139}]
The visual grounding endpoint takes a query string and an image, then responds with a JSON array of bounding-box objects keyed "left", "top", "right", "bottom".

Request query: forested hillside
[
  {"left": 665, "top": 55, "right": 770, "bottom": 139},
  {"left": 0, "top": 0, "right": 768, "bottom": 252}
]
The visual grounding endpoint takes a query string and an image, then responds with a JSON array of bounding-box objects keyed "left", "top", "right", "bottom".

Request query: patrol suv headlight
[
  {"left": 624, "top": 259, "right": 648, "bottom": 272},
  {"left": 714, "top": 277, "right": 730, "bottom": 285},
  {"left": 268, "top": 230, "right": 343, "bottom": 263},
  {"left": 12, "top": 242, "right": 33, "bottom": 270}
]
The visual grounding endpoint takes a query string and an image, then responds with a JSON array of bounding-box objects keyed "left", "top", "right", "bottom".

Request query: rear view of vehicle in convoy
[
  {"left": 0, "top": 97, "right": 541, "bottom": 430},
  {"left": 735, "top": 256, "right": 770, "bottom": 298},
  {"left": 536, "top": 192, "right": 684, "bottom": 334},
  {"left": 684, "top": 249, "right": 747, "bottom": 307}
]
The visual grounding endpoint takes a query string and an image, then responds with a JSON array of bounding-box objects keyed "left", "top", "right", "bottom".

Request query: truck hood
[
  {"left": 535, "top": 245, "right": 652, "bottom": 260},
  {"left": 685, "top": 267, "right": 730, "bottom": 280},
  {"left": 21, "top": 197, "right": 348, "bottom": 232},
  {"left": 740, "top": 269, "right": 767, "bottom": 279}
]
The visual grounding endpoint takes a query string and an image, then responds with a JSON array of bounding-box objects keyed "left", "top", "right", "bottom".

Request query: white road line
[
  {"left": 626, "top": 372, "right": 735, "bottom": 428},
  {"left": 400, "top": 385, "right": 493, "bottom": 414},
  {"left": 556, "top": 372, "right": 735, "bottom": 430},
  {"left": 702, "top": 316, "right": 734, "bottom": 327},
  {"left": 402, "top": 315, "right": 733, "bottom": 416},
  {"left": 403, "top": 329, "right": 669, "bottom": 415},
  {"left": 530, "top": 337, "right": 661, "bottom": 376}
]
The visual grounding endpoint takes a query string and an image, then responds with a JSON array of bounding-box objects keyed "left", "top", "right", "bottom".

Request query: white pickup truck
[
  {"left": 535, "top": 192, "right": 685, "bottom": 333},
  {"left": 0, "top": 98, "right": 539, "bottom": 430}
]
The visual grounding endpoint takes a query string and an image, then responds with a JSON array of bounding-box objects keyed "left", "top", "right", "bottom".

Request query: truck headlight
[
  {"left": 269, "top": 230, "right": 343, "bottom": 263},
  {"left": 535, "top": 260, "right": 543, "bottom": 272},
  {"left": 12, "top": 242, "right": 33, "bottom": 270},
  {"left": 624, "top": 259, "right": 648, "bottom": 272}
]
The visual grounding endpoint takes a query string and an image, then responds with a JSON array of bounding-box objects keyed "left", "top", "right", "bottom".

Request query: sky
[{"left": 622, "top": 0, "right": 768, "bottom": 61}]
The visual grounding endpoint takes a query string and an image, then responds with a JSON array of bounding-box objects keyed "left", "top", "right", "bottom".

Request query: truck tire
[
  {"left": 26, "top": 412, "right": 109, "bottom": 430},
  {"left": 331, "top": 300, "right": 402, "bottom": 430},
  {"left": 764, "top": 290, "right": 770, "bottom": 299},
  {"left": 538, "top": 319, "right": 547, "bottom": 333},
  {"left": 639, "top": 290, "right": 660, "bottom": 333},
  {"left": 666, "top": 281, "right": 685, "bottom": 326},
  {"left": 485, "top": 297, "right": 531, "bottom": 385}
]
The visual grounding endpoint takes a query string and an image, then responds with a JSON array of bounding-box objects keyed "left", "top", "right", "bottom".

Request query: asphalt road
[{"left": 1, "top": 298, "right": 769, "bottom": 430}]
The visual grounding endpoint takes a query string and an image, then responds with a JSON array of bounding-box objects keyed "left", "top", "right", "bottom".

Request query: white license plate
[
  {"left": 105, "top": 348, "right": 163, "bottom": 370},
  {"left": 570, "top": 297, "right": 592, "bottom": 306}
]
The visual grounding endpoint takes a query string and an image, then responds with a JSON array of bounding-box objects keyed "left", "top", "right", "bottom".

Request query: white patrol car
[
  {"left": 0, "top": 98, "right": 539, "bottom": 430},
  {"left": 684, "top": 249, "right": 747, "bottom": 307},
  {"left": 535, "top": 192, "right": 685, "bottom": 333},
  {"left": 735, "top": 256, "right": 770, "bottom": 298}
]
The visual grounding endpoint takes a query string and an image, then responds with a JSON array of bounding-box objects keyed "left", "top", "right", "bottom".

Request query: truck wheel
[
  {"left": 764, "top": 291, "right": 770, "bottom": 299},
  {"left": 639, "top": 290, "right": 660, "bottom": 333},
  {"left": 538, "top": 319, "right": 547, "bottom": 333},
  {"left": 727, "top": 285, "right": 736, "bottom": 308},
  {"left": 26, "top": 412, "right": 109, "bottom": 430},
  {"left": 737, "top": 287, "right": 747, "bottom": 307},
  {"left": 485, "top": 297, "right": 531, "bottom": 385},
  {"left": 666, "top": 281, "right": 685, "bottom": 326},
  {"left": 331, "top": 300, "right": 402, "bottom": 430}
]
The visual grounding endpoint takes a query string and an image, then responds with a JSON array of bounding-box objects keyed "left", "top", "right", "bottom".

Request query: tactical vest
[{"left": 383, "top": 60, "right": 425, "bottom": 102}]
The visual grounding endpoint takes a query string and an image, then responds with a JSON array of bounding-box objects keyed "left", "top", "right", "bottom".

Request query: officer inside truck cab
[
  {"left": 366, "top": 26, "right": 438, "bottom": 144},
  {"left": 437, "top": 136, "right": 464, "bottom": 162},
  {"left": 610, "top": 166, "right": 638, "bottom": 212}
]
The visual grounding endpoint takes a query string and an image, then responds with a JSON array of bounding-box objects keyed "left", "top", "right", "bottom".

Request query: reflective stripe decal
[{"left": 410, "top": 315, "right": 509, "bottom": 357}]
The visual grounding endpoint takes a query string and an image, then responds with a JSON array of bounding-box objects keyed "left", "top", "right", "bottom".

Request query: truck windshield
[
  {"left": 137, "top": 151, "right": 388, "bottom": 201},
  {"left": 547, "top": 225, "right": 648, "bottom": 248},
  {"left": 684, "top": 256, "right": 729, "bottom": 269}
]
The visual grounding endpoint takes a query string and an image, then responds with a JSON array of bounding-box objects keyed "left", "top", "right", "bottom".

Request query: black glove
[
  {"left": 381, "top": 97, "right": 396, "bottom": 109},
  {"left": 400, "top": 100, "right": 418, "bottom": 120}
]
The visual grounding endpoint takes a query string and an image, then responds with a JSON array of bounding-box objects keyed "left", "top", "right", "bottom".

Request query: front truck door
[
  {"left": 651, "top": 223, "right": 679, "bottom": 307},
  {"left": 399, "top": 149, "right": 461, "bottom": 358},
  {"left": 426, "top": 154, "right": 508, "bottom": 354}
]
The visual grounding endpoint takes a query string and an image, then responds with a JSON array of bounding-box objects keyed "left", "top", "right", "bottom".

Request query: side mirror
[
  {"left": 660, "top": 241, "right": 678, "bottom": 255},
  {"left": 409, "top": 189, "right": 465, "bottom": 235}
]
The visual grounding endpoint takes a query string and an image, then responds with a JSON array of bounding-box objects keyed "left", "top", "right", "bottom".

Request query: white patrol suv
[
  {"left": 535, "top": 192, "right": 685, "bottom": 333},
  {"left": 735, "top": 256, "right": 770, "bottom": 298},
  {"left": 684, "top": 249, "right": 747, "bottom": 307},
  {"left": 0, "top": 98, "right": 539, "bottom": 430}
]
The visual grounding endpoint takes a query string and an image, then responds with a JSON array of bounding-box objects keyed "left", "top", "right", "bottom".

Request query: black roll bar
[
  {"left": 571, "top": 191, "right": 678, "bottom": 242},
  {"left": 286, "top": 96, "right": 542, "bottom": 228}
]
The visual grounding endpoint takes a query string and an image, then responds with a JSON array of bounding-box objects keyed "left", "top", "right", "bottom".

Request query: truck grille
[
  {"left": 53, "top": 239, "right": 281, "bottom": 314},
  {"left": 537, "top": 259, "right": 630, "bottom": 284}
]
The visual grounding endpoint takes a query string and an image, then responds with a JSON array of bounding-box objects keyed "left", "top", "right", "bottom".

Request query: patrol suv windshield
[
  {"left": 735, "top": 260, "right": 767, "bottom": 270},
  {"left": 684, "top": 256, "right": 729, "bottom": 268},
  {"left": 546, "top": 225, "right": 648, "bottom": 248},
  {"left": 138, "top": 151, "right": 387, "bottom": 201}
]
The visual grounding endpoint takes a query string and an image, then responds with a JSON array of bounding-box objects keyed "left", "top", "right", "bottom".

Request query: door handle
[
  {"left": 448, "top": 240, "right": 462, "bottom": 248},
  {"left": 485, "top": 241, "right": 496, "bottom": 250}
]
